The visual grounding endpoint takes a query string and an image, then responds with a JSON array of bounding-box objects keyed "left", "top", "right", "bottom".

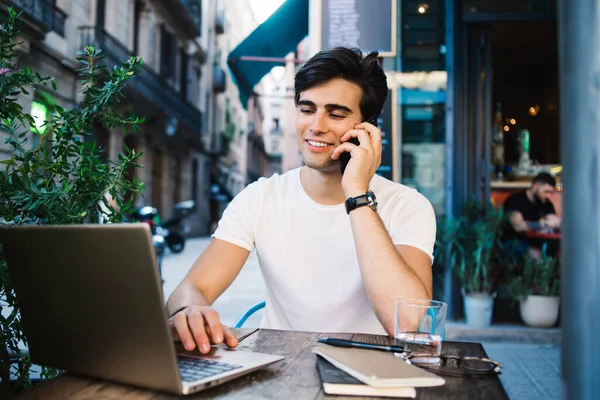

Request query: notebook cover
[
  {"left": 312, "top": 344, "right": 445, "bottom": 388},
  {"left": 316, "top": 355, "right": 417, "bottom": 398}
]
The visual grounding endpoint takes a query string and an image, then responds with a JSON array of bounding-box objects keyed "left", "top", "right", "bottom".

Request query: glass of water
[{"left": 394, "top": 298, "right": 447, "bottom": 361}]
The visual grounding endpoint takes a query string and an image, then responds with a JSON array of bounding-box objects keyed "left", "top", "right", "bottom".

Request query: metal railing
[
  {"left": 207, "top": 132, "right": 229, "bottom": 156},
  {"left": 215, "top": 7, "right": 225, "bottom": 34},
  {"left": 78, "top": 26, "right": 202, "bottom": 132},
  {"left": 213, "top": 65, "right": 226, "bottom": 93},
  {"left": 7, "top": 0, "right": 66, "bottom": 36},
  {"left": 180, "top": 0, "right": 202, "bottom": 33}
]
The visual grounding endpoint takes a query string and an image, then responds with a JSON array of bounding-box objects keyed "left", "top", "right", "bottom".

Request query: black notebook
[{"left": 315, "top": 355, "right": 416, "bottom": 398}]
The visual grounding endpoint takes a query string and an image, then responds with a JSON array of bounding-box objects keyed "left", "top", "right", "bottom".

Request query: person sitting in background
[{"left": 502, "top": 172, "right": 561, "bottom": 259}]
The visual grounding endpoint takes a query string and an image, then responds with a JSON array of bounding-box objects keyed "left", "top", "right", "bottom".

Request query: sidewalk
[
  {"left": 162, "top": 236, "right": 561, "bottom": 400},
  {"left": 162, "top": 237, "right": 265, "bottom": 327},
  {"left": 446, "top": 322, "right": 561, "bottom": 399}
]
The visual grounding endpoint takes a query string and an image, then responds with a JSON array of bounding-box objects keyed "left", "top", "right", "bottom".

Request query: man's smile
[{"left": 305, "top": 139, "right": 334, "bottom": 152}]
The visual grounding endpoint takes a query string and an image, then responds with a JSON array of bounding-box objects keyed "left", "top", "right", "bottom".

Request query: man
[
  {"left": 166, "top": 47, "right": 436, "bottom": 354},
  {"left": 503, "top": 172, "right": 561, "bottom": 258}
]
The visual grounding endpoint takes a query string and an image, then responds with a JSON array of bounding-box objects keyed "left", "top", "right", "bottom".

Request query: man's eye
[
  {"left": 300, "top": 109, "right": 313, "bottom": 114},
  {"left": 330, "top": 114, "right": 345, "bottom": 119}
]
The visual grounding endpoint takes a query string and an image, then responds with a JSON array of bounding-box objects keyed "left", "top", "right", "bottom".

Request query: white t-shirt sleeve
[
  {"left": 389, "top": 190, "right": 437, "bottom": 262},
  {"left": 211, "top": 180, "right": 263, "bottom": 252}
]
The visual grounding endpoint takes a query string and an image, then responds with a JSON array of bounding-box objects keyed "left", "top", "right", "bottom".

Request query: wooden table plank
[
  {"left": 183, "top": 330, "right": 354, "bottom": 399},
  {"left": 16, "top": 329, "right": 508, "bottom": 400}
]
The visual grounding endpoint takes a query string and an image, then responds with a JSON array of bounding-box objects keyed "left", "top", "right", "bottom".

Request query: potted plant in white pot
[
  {"left": 436, "top": 198, "right": 505, "bottom": 328},
  {"left": 508, "top": 253, "right": 560, "bottom": 328}
]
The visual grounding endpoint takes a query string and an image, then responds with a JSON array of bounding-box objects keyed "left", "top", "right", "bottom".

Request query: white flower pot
[
  {"left": 519, "top": 295, "right": 560, "bottom": 328},
  {"left": 463, "top": 292, "right": 497, "bottom": 328}
]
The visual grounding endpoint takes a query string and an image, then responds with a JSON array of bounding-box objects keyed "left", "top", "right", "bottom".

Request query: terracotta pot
[{"left": 519, "top": 295, "right": 560, "bottom": 328}]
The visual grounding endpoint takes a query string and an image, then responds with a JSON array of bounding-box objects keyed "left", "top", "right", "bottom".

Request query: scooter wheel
[{"left": 167, "top": 236, "right": 185, "bottom": 254}]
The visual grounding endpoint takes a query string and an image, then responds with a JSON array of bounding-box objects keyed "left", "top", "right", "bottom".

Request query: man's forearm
[
  {"left": 349, "top": 207, "right": 430, "bottom": 334},
  {"left": 511, "top": 216, "right": 545, "bottom": 233},
  {"left": 166, "top": 282, "right": 211, "bottom": 315}
]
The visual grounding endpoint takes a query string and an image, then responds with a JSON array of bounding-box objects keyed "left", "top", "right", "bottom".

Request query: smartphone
[{"left": 339, "top": 114, "right": 378, "bottom": 175}]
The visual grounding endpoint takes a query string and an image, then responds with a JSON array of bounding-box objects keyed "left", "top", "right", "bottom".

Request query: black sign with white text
[{"left": 320, "top": 0, "right": 395, "bottom": 56}]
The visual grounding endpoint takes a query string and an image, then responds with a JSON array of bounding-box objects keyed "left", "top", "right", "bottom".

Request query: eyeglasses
[{"left": 396, "top": 352, "right": 503, "bottom": 378}]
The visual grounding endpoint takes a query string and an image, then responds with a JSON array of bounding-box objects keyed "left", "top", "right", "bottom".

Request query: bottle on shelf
[
  {"left": 517, "top": 129, "right": 531, "bottom": 170},
  {"left": 491, "top": 102, "right": 505, "bottom": 180}
]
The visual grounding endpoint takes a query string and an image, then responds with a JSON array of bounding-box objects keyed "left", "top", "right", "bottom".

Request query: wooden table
[
  {"left": 524, "top": 230, "right": 561, "bottom": 256},
  {"left": 524, "top": 230, "right": 561, "bottom": 241},
  {"left": 17, "top": 328, "right": 509, "bottom": 399}
]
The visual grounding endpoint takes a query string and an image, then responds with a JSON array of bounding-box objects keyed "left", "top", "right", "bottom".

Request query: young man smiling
[{"left": 166, "top": 47, "right": 436, "bottom": 354}]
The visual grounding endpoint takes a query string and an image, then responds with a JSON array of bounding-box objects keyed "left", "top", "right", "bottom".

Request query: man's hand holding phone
[
  {"left": 331, "top": 118, "right": 382, "bottom": 198},
  {"left": 169, "top": 305, "right": 239, "bottom": 354}
]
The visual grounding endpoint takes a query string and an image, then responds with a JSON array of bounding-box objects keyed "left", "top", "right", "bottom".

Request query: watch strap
[{"left": 345, "top": 190, "right": 377, "bottom": 214}]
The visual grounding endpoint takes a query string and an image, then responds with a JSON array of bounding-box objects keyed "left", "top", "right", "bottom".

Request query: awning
[{"left": 227, "top": 0, "right": 308, "bottom": 109}]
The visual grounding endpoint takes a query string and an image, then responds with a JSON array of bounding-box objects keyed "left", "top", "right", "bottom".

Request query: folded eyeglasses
[{"left": 395, "top": 351, "right": 503, "bottom": 378}]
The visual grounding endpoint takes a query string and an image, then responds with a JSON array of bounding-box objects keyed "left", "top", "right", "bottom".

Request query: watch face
[
  {"left": 367, "top": 190, "right": 376, "bottom": 203},
  {"left": 367, "top": 190, "right": 378, "bottom": 211},
  {"left": 345, "top": 190, "right": 377, "bottom": 214}
]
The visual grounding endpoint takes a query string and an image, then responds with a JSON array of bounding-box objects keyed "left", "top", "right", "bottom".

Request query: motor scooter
[
  {"left": 158, "top": 200, "right": 196, "bottom": 254},
  {"left": 129, "top": 206, "right": 166, "bottom": 278},
  {"left": 130, "top": 200, "right": 196, "bottom": 254}
]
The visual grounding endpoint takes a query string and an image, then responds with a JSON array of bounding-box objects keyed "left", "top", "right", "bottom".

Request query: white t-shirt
[{"left": 213, "top": 167, "right": 436, "bottom": 334}]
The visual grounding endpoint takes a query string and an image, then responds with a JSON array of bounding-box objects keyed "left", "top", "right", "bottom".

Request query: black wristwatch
[{"left": 345, "top": 190, "right": 378, "bottom": 214}]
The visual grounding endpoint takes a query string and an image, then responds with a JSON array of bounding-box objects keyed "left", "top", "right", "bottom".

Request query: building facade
[
  {"left": 207, "top": 0, "right": 282, "bottom": 231},
  {"left": 258, "top": 67, "right": 286, "bottom": 177},
  {"left": 1, "top": 0, "right": 223, "bottom": 235}
]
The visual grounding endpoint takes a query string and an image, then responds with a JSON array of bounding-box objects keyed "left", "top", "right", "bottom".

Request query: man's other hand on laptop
[{"left": 169, "top": 306, "right": 239, "bottom": 354}]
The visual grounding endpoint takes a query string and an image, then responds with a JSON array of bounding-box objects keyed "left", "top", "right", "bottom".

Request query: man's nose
[{"left": 310, "top": 112, "right": 328, "bottom": 133}]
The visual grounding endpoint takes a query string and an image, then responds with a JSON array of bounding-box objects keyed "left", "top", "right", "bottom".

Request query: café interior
[
  {"left": 486, "top": 21, "right": 562, "bottom": 215},
  {"left": 443, "top": 8, "right": 563, "bottom": 321}
]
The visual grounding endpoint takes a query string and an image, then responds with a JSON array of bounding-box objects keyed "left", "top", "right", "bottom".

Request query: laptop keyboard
[{"left": 177, "top": 356, "right": 244, "bottom": 382}]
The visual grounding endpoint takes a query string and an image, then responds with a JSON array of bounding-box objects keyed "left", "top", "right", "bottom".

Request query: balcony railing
[
  {"left": 157, "top": 0, "right": 202, "bottom": 38},
  {"left": 78, "top": 26, "right": 202, "bottom": 133},
  {"left": 181, "top": 0, "right": 202, "bottom": 31},
  {"left": 215, "top": 8, "right": 225, "bottom": 34},
  {"left": 213, "top": 65, "right": 226, "bottom": 93},
  {"left": 6, "top": 0, "right": 66, "bottom": 37},
  {"left": 209, "top": 133, "right": 230, "bottom": 156}
]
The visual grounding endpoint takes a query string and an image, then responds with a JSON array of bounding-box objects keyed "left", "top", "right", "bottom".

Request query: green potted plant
[
  {"left": 435, "top": 198, "right": 506, "bottom": 327},
  {"left": 1, "top": 8, "right": 145, "bottom": 396},
  {"left": 508, "top": 253, "right": 560, "bottom": 328}
]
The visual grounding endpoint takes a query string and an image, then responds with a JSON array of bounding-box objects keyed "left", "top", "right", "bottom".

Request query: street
[{"left": 162, "top": 237, "right": 266, "bottom": 327}]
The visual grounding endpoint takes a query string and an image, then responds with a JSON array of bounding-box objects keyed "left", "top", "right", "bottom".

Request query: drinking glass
[{"left": 394, "top": 298, "right": 447, "bottom": 360}]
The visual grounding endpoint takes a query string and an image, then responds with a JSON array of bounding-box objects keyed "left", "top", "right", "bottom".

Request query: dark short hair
[
  {"left": 532, "top": 172, "right": 557, "bottom": 188},
  {"left": 294, "top": 47, "right": 388, "bottom": 120}
]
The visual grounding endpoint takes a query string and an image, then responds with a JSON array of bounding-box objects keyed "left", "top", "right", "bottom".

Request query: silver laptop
[{"left": 0, "top": 224, "right": 284, "bottom": 395}]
